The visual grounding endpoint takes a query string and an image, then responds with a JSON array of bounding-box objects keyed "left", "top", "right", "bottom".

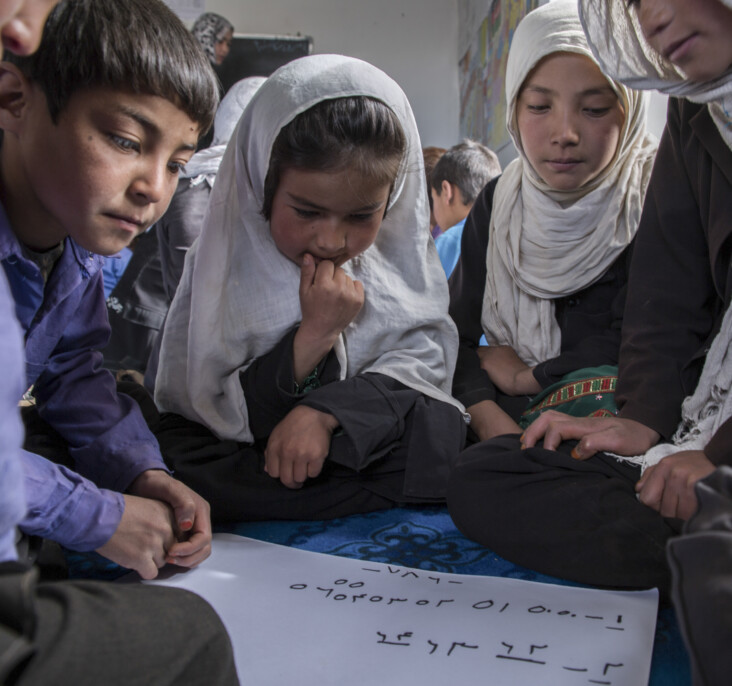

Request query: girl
[
  {"left": 191, "top": 12, "right": 234, "bottom": 67},
  {"left": 154, "top": 54, "right": 467, "bottom": 522},
  {"left": 449, "top": 0, "right": 657, "bottom": 442},
  {"left": 449, "top": 0, "right": 732, "bottom": 596}
]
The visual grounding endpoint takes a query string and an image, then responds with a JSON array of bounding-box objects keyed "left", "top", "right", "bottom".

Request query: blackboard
[{"left": 215, "top": 34, "right": 313, "bottom": 94}]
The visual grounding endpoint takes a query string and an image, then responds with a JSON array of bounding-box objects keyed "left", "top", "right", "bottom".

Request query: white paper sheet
[{"left": 143, "top": 534, "right": 658, "bottom": 686}]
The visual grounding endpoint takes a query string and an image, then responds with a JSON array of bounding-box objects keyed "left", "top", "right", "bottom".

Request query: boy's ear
[
  {"left": 441, "top": 179, "right": 455, "bottom": 205},
  {"left": 0, "top": 62, "right": 33, "bottom": 135}
]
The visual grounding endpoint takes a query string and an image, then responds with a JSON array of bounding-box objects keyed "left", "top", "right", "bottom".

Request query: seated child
[
  {"left": 0, "top": 2, "right": 237, "bottom": 685},
  {"left": 431, "top": 139, "right": 501, "bottom": 278},
  {"left": 0, "top": 0, "right": 219, "bottom": 579},
  {"left": 154, "top": 54, "right": 467, "bottom": 522},
  {"left": 449, "top": 0, "right": 732, "bottom": 596},
  {"left": 448, "top": 0, "right": 657, "bottom": 443}
]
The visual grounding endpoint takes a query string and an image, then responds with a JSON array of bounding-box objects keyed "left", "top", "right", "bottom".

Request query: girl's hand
[
  {"left": 635, "top": 450, "right": 715, "bottom": 520},
  {"left": 293, "top": 254, "right": 364, "bottom": 385},
  {"left": 264, "top": 405, "right": 339, "bottom": 489},
  {"left": 521, "top": 410, "right": 660, "bottom": 456},
  {"left": 477, "top": 345, "right": 541, "bottom": 396}
]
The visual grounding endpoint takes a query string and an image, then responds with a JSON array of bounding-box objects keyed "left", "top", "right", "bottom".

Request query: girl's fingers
[{"left": 299, "top": 253, "right": 316, "bottom": 292}]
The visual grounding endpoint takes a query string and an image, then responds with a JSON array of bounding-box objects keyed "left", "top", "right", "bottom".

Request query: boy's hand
[
  {"left": 635, "top": 450, "right": 715, "bottom": 520},
  {"left": 127, "top": 469, "right": 212, "bottom": 569},
  {"left": 264, "top": 405, "right": 339, "bottom": 489},
  {"left": 521, "top": 410, "right": 660, "bottom": 457},
  {"left": 293, "top": 254, "right": 363, "bottom": 385},
  {"left": 467, "top": 399, "right": 522, "bottom": 442},
  {"left": 477, "top": 345, "right": 541, "bottom": 396},
  {"left": 96, "top": 494, "right": 177, "bottom": 580}
]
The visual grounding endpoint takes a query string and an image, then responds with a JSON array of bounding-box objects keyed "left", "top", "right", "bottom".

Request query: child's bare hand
[
  {"left": 96, "top": 494, "right": 177, "bottom": 580},
  {"left": 264, "top": 405, "right": 339, "bottom": 489},
  {"left": 298, "top": 253, "right": 364, "bottom": 344},
  {"left": 521, "top": 410, "right": 660, "bottom": 457},
  {"left": 635, "top": 450, "right": 715, "bottom": 520},
  {"left": 127, "top": 469, "right": 212, "bottom": 569},
  {"left": 477, "top": 345, "right": 541, "bottom": 395}
]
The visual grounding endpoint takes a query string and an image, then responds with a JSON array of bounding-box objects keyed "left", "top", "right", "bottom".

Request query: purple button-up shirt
[
  {"left": 0, "top": 203, "right": 168, "bottom": 552},
  {"left": 0, "top": 268, "right": 26, "bottom": 562}
]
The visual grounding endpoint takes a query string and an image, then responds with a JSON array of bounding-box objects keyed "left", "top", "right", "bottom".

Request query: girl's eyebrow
[
  {"left": 523, "top": 84, "right": 616, "bottom": 97},
  {"left": 287, "top": 192, "right": 384, "bottom": 212}
]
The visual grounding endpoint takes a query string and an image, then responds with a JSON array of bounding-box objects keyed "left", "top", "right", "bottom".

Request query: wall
[{"left": 198, "top": 0, "right": 461, "bottom": 148}]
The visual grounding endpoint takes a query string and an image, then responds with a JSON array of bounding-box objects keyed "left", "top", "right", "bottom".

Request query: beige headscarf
[
  {"left": 155, "top": 55, "right": 465, "bottom": 442},
  {"left": 480, "top": 0, "right": 657, "bottom": 367},
  {"left": 579, "top": 0, "right": 732, "bottom": 151}
]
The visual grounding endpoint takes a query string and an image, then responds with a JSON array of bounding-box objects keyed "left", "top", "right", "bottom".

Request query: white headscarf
[
  {"left": 615, "top": 300, "right": 732, "bottom": 474},
  {"left": 155, "top": 54, "right": 464, "bottom": 442},
  {"left": 183, "top": 77, "right": 267, "bottom": 185},
  {"left": 481, "top": 0, "right": 657, "bottom": 367},
  {"left": 578, "top": 0, "right": 732, "bottom": 151},
  {"left": 191, "top": 12, "right": 233, "bottom": 65}
]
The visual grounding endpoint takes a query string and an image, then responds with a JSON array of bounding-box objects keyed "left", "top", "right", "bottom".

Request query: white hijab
[
  {"left": 481, "top": 0, "right": 657, "bottom": 367},
  {"left": 579, "top": 0, "right": 732, "bottom": 151},
  {"left": 182, "top": 77, "right": 267, "bottom": 185},
  {"left": 155, "top": 54, "right": 464, "bottom": 442}
]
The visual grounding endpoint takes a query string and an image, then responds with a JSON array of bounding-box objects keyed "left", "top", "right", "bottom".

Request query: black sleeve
[
  {"left": 299, "top": 373, "right": 422, "bottom": 471},
  {"left": 448, "top": 177, "right": 500, "bottom": 407},
  {"left": 532, "top": 245, "right": 632, "bottom": 387},
  {"left": 239, "top": 327, "right": 340, "bottom": 441},
  {"left": 617, "top": 98, "right": 722, "bottom": 439}
]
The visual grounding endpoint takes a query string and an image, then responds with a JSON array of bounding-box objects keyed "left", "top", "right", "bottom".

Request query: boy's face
[
  {"left": 0, "top": 0, "right": 59, "bottom": 55},
  {"left": 10, "top": 85, "right": 199, "bottom": 254}
]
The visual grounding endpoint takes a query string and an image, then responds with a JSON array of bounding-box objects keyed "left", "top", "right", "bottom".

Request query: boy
[
  {"left": 0, "top": 0, "right": 218, "bottom": 578},
  {"left": 430, "top": 139, "right": 500, "bottom": 278},
  {"left": 0, "top": 3, "right": 239, "bottom": 684}
]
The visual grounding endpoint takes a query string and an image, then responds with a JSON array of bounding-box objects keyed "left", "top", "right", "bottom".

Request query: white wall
[{"left": 202, "top": 0, "right": 461, "bottom": 148}]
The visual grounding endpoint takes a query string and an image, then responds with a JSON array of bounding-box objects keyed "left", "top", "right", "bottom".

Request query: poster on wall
[
  {"left": 163, "top": 0, "right": 206, "bottom": 22},
  {"left": 458, "top": 0, "right": 539, "bottom": 154}
]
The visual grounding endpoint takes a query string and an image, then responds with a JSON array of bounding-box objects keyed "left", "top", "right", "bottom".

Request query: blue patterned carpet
[{"left": 68, "top": 504, "right": 690, "bottom": 685}]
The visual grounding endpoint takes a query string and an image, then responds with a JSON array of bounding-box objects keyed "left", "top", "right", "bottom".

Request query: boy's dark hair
[
  {"left": 262, "top": 97, "right": 407, "bottom": 220},
  {"left": 423, "top": 146, "right": 446, "bottom": 212},
  {"left": 6, "top": 0, "right": 219, "bottom": 134},
  {"left": 430, "top": 139, "right": 501, "bottom": 206}
]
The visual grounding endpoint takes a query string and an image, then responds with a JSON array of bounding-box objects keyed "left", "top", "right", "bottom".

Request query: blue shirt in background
[
  {"left": 102, "top": 246, "right": 133, "bottom": 298},
  {"left": 434, "top": 218, "right": 466, "bottom": 279}
]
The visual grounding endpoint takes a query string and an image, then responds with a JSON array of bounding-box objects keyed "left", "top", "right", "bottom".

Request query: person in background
[
  {"left": 191, "top": 11, "right": 234, "bottom": 67},
  {"left": 422, "top": 145, "right": 445, "bottom": 238},
  {"left": 431, "top": 139, "right": 500, "bottom": 278}
]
